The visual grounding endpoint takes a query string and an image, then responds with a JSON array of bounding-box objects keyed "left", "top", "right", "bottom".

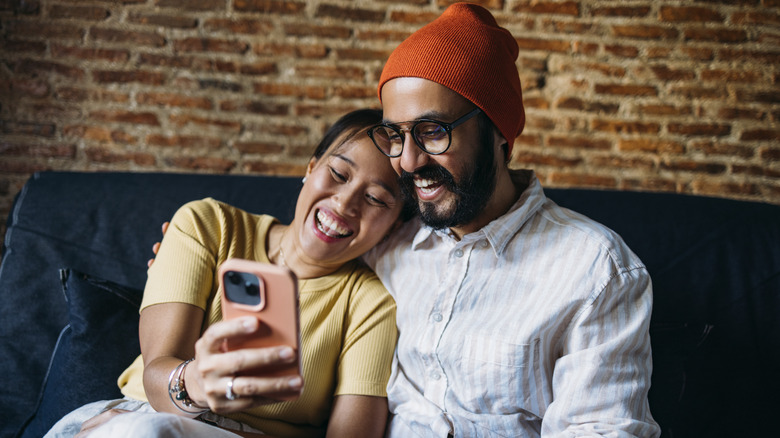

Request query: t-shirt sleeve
[
  {"left": 142, "top": 198, "right": 224, "bottom": 311},
  {"left": 334, "top": 273, "right": 397, "bottom": 397}
]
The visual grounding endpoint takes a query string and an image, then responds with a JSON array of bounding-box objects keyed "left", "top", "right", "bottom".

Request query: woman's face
[{"left": 291, "top": 134, "right": 403, "bottom": 269}]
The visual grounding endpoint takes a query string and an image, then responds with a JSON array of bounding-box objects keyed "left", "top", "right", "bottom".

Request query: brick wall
[{"left": 1, "top": 0, "right": 779, "bottom": 239}]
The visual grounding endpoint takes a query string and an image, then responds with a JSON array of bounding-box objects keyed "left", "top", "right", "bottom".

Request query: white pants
[{"left": 45, "top": 398, "right": 264, "bottom": 438}]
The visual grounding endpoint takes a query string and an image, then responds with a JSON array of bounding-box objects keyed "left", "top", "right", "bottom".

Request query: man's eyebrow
[
  {"left": 332, "top": 153, "right": 398, "bottom": 195},
  {"left": 382, "top": 111, "right": 450, "bottom": 124}
]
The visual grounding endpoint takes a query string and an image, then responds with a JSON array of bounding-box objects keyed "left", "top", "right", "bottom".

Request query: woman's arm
[{"left": 326, "top": 395, "right": 388, "bottom": 438}]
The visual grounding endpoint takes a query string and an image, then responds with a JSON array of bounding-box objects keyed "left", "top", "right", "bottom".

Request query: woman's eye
[
  {"left": 330, "top": 168, "right": 347, "bottom": 182},
  {"left": 366, "top": 194, "right": 388, "bottom": 207}
]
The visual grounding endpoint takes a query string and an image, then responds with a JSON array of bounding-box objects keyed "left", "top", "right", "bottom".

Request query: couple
[{"left": 49, "top": 3, "right": 659, "bottom": 437}]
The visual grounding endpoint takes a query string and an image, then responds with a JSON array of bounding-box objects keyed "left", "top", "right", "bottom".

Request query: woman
[{"left": 46, "top": 109, "right": 411, "bottom": 438}]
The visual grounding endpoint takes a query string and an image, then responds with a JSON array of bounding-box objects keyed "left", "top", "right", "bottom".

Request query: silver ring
[{"left": 226, "top": 377, "right": 238, "bottom": 401}]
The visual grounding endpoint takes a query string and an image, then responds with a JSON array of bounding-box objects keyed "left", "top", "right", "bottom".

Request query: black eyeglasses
[{"left": 367, "top": 108, "right": 482, "bottom": 158}]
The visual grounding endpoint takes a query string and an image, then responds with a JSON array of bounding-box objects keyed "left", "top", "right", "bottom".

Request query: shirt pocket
[{"left": 453, "top": 335, "right": 543, "bottom": 417}]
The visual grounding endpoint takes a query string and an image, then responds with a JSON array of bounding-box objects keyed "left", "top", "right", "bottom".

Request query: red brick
[
  {"left": 592, "top": 119, "right": 660, "bottom": 134},
  {"left": 283, "top": 22, "right": 352, "bottom": 39},
  {"left": 2, "top": 40, "right": 47, "bottom": 54},
  {"left": 512, "top": 1, "right": 579, "bottom": 16},
  {"left": 243, "top": 161, "right": 306, "bottom": 176},
  {"left": 0, "top": 160, "right": 50, "bottom": 174},
  {"left": 549, "top": 172, "right": 617, "bottom": 188},
  {"left": 649, "top": 65, "right": 696, "bottom": 81},
  {"left": 621, "top": 178, "right": 678, "bottom": 192},
  {"left": 731, "top": 11, "right": 780, "bottom": 26},
  {"left": 155, "top": 0, "right": 227, "bottom": 10},
  {"left": 604, "top": 44, "right": 639, "bottom": 58},
  {"left": 129, "top": 13, "right": 198, "bottom": 29},
  {"left": 436, "top": 0, "right": 504, "bottom": 9},
  {"left": 682, "top": 47, "right": 715, "bottom": 61},
  {"left": 716, "top": 107, "right": 766, "bottom": 120},
  {"left": 732, "top": 165, "right": 780, "bottom": 179},
  {"left": 511, "top": 152, "right": 583, "bottom": 167},
  {"left": 255, "top": 42, "right": 329, "bottom": 58},
  {"left": 147, "top": 134, "right": 222, "bottom": 149},
  {"left": 668, "top": 123, "right": 731, "bottom": 137},
  {"left": 56, "top": 87, "right": 130, "bottom": 103},
  {"left": 689, "top": 141, "right": 756, "bottom": 158},
  {"left": 612, "top": 25, "right": 678, "bottom": 40},
  {"left": 590, "top": 155, "right": 656, "bottom": 171},
  {"left": 220, "top": 100, "right": 288, "bottom": 116},
  {"left": 0, "top": 142, "right": 76, "bottom": 158},
  {"left": 50, "top": 44, "right": 130, "bottom": 63},
  {"left": 719, "top": 48, "right": 780, "bottom": 64},
  {"left": 89, "top": 110, "right": 160, "bottom": 126},
  {"left": 234, "top": 142, "right": 285, "bottom": 155},
  {"left": 14, "top": 59, "right": 85, "bottom": 80},
  {"left": 136, "top": 92, "right": 213, "bottom": 110},
  {"left": 234, "top": 0, "right": 306, "bottom": 14},
  {"left": 515, "top": 37, "right": 571, "bottom": 53},
  {"left": 336, "top": 48, "right": 392, "bottom": 62},
  {"left": 49, "top": 4, "right": 110, "bottom": 20},
  {"left": 692, "top": 180, "right": 760, "bottom": 197},
  {"left": 355, "top": 28, "right": 412, "bottom": 43},
  {"left": 85, "top": 147, "right": 156, "bottom": 166},
  {"left": 547, "top": 135, "right": 611, "bottom": 150},
  {"left": 63, "top": 125, "right": 137, "bottom": 144},
  {"left": 659, "top": 6, "right": 724, "bottom": 23},
  {"left": 618, "top": 139, "right": 685, "bottom": 154},
  {"left": 684, "top": 27, "right": 748, "bottom": 43},
  {"left": 542, "top": 19, "right": 594, "bottom": 34},
  {"left": 138, "top": 53, "right": 194, "bottom": 68},
  {"left": 93, "top": 70, "right": 166, "bottom": 85},
  {"left": 0, "top": 120, "right": 55, "bottom": 137},
  {"left": 294, "top": 103, "right": 360, "bottom": 117},
  {"left": 254, "top": 82, "right": 327, "bottom": 99},
  {"left": 523, "top": 96, "right": 550, "bottom": 109},
  {"left": 204, "top": 18, "right": 273, "bottom": 34},
  {"left": 594, "top": 83, "right": 657, "bottom": 97},
  {"left": 555, "top": 97, "right": 619, "bottom": 114},
  {"left": 169, "top": 114, "right": 241, "bottom": 132},
  {"left": 197, "top": 79, "right": 242, "bottom": 92},
  {"left": 552, "top": 60, "right": 625, "bottom": 77},
  {"left": 332, "top": 85, "right": 375, "bottom": 99},
  {"left": 7, "top": 78, "right": 49, "bottom": 98},
  {"left": 670, "top": 86, "right": 728, "bottom": 99},
  {"left": 736, "top": 90, "right": 780, "bottom": 104},
  {"left": 660, "top": 160, "right": 727, "bottom": 174},
  {"left": 294, "top": 65, "right": 365, "bottom": 80},
  {"left": 253, "top": 123, "right": 309, "bottom": 137},
  {"left": 741, "top": 129, "right": 780, "bottom": 141},
  {"left": 701, "top": 69, "right": 762, "bottom": 83},
  {"left": 5, "top": 20, "right": 84, "bottom": 40},
  {"left": 174, "top": 38, "right": 249, "bottom": 54},
  {"left": 316, "top": 4, "right": 385, "bottom": 21},
  {"left": 592, "top": 6, "right": 651, "bottom": 17},
  {"left": 760, "top": 147, "right": 780, "bottom": 160},
  {"left": 91, "top": 28, "right": 165, "bottom": 47},
  {"left": 389, "top": 10, "right": 441, "bottom": 24}
]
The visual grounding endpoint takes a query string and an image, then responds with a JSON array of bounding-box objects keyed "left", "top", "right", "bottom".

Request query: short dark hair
[{"left": 312, "top": 108, "right": 383, "bottom": 159}]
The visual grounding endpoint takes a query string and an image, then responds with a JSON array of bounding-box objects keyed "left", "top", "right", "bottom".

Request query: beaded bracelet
[{"left": 167, "top": 358, "right": 209, "bottom": 415}]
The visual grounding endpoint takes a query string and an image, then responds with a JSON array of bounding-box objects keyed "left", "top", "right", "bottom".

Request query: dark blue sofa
[{"left": 1, "top": 171, "right": 779, "bottom": 438}]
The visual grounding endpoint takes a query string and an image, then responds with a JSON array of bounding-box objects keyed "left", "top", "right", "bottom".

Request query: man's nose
[{"left": 397, "top": 132, "right": 429, "bottom": 173}]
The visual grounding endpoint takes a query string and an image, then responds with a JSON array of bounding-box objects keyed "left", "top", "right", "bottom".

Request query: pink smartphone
[{"left": 218, "top": 258, "right": 302, "bottom": 400}]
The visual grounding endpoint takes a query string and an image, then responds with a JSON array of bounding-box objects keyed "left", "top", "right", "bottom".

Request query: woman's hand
[{"left": 188, "top": 316, "right": 303, "bottom": 414}]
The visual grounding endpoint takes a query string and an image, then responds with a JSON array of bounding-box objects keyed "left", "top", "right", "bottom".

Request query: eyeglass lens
[{"left": 370, "top": 121, "right": 450, "bottom": 157}]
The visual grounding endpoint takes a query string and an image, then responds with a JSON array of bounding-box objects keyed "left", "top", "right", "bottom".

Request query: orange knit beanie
[{"left": 378, "top": 3, "right": 525, "bottom": 155}]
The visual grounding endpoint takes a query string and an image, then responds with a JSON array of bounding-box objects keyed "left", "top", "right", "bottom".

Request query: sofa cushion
[{"left": 18, "top": 269, "right": 142, "bottom": 438}]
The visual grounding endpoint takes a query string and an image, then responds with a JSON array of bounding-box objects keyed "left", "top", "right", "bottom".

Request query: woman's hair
[
  {"left": 311, "top": 108, "right": 417, "bottom": 222},
  {"left": 312, "top": 108, "right": 383, "bottom": 159}
]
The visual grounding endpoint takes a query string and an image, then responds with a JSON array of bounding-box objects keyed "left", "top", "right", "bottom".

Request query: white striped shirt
[{"left": 363, "top": 170, "right": 660, "bottom": 437}]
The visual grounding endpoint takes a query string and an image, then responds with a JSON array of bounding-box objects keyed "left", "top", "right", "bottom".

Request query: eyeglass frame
[{"left": 367, "top": 108, "right": 483, "bottom": 158}]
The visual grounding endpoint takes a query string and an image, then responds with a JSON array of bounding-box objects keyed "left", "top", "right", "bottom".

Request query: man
[{"left": 361, "top": 3, "right": 660, "bottom": 437}]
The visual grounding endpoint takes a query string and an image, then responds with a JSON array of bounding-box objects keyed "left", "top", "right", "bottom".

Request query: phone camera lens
[
  {"left": 245, "top": 281, "right": 259, "bottom": 296},
  {"left": 227, "top": 271, "right": 241, "bottom": 285}
]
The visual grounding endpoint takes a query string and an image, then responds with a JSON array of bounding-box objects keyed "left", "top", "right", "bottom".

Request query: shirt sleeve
[
  {"left": 542, "top": 266, "right": 661, "bottom": 438},
  {"left": 334, "top": 272, "right": 398, "bottom": 397}
]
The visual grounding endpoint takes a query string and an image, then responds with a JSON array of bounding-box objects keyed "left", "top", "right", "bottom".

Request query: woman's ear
[{"left": 305, "top": 157, "right": 317, "bottom": 178}]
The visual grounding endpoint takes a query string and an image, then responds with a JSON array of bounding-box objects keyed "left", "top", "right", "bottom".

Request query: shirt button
[
  {"left": 430, "top": 371, "right": 441, "bottom": 380},
  {"left": 481, "top": 240, "right": 489, "bottom": 248},
  {"left": 454, "top": 249, "right": 464, "bottom": 258},
  {"left": 432, "top": 313, "right": 443, "bottom": 322}
]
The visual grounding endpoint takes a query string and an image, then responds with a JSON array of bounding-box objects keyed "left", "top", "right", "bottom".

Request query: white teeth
[
  {"left": 414, "top": 178, "right": 438, "bottom": 194},
  {"left": 316, "top": 210, "right": 352, "bottom": 237}
]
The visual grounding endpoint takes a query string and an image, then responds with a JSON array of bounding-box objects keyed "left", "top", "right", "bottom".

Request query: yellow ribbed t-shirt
[{"left": 117, "top": 198, "right": 397, "bottom": 438}]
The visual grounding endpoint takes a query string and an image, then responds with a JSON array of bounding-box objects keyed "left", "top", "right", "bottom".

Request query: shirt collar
[{"left": 410, "top": 169, "right": 548, "bottom": 255}]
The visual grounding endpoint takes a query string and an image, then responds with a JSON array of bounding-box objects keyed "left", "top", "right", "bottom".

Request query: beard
[{"left": 400, "top": 127, "right": 498, "bottom": 230}]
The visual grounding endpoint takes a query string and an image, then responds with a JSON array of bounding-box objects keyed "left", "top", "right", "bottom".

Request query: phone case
[{"left": 218, "top": 258, "right": 302, "bottom": 400}]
